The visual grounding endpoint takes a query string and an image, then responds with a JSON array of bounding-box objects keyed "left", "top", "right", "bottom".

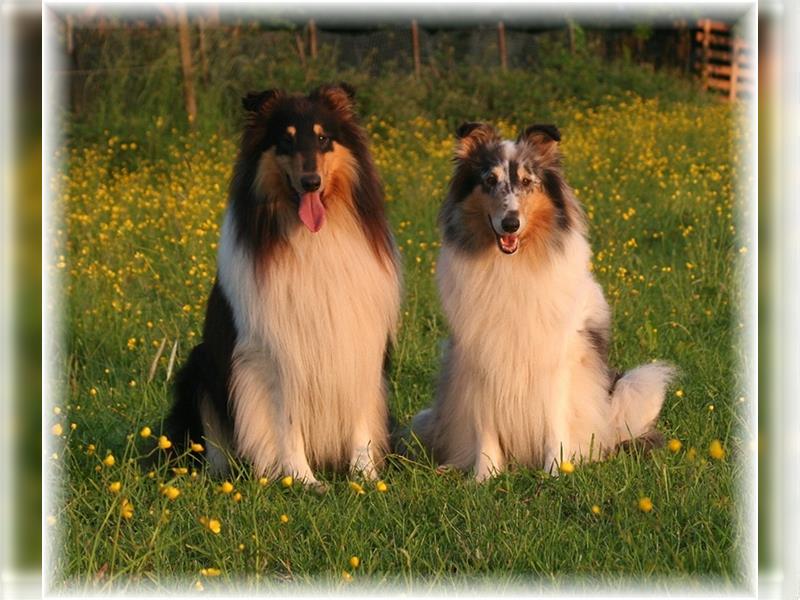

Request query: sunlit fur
[
  {"left": 410, "top": 122, "right": 675, "bottom": 480},
  {"left": 167, "top": 84, "right": 401, "bottom": 487}
]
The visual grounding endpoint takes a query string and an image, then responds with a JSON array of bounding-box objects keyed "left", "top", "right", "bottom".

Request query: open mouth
[{"left": 488, "top": 215, "right": 519, "bottom": 255}]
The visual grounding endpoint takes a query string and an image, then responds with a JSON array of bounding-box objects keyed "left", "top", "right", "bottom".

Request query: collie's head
[
  {"left": 441, "top": 121, "right": 582, "bottom": 258},
  {"left": 237, "top": 83, "right": 365, "bottom": 233},
  {"left": 230, "top": 83, "right": 393, "bottom": 264}
]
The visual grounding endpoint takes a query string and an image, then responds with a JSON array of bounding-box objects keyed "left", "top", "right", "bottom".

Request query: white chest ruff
[
  {"left": 216, "top": 209, "right": 400, "bottom": 471},
  {"left": 435, "top": 234, "right": 600, "bottom": 464}
]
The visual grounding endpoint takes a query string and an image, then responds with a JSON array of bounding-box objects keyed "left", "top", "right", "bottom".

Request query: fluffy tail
[{"left": 609, "top": 361, "right": 676, "bottom": 445}]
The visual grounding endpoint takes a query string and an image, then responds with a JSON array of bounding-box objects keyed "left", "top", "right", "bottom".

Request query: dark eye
[
  {"left": 486, "top": 174, "right": 498, "bottom": 186},
  {"left": 521, "top": 177, "right": 532, "bottom": 187},
  {"left": 318, "top": 134, "right": 330, "bottom": 145}
]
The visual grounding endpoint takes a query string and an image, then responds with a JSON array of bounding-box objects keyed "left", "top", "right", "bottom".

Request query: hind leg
[{"left": 198, "top": 394, "right": 232, "bottom": 477}]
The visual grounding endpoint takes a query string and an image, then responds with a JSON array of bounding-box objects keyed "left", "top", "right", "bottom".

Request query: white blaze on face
[{"left": 488, "top": 144, "right": 527, "bottom": 250}]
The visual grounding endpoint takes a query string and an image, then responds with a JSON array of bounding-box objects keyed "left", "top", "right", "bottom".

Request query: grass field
[{"left": 49, "top": 37, "right": 750, "bottom": 592}]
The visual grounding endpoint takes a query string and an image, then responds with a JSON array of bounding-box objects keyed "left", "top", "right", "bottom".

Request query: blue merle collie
[
  {"left": 410, "top": 122, "right": 675, "bottom": 480},
  {"left": 166, "top": 84, "right": 401, "bottom": 489}
]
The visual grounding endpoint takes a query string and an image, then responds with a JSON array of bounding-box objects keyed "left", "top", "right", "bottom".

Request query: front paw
[{"left": 350, "top": 447, "right": 379, "bottom": 480}]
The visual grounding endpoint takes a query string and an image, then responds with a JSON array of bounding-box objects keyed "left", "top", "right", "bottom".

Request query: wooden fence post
[
  {"left": 295, "top": 31, "right": 307, "bottom": 66},
  {"left": 309, "top": 19, "right": 318, "bottom": 59},
  {"left": 177, "top": 7, "right": 198, "bottom": 126},
  {"left": 498, "top": 22, "right": 508, "bottom": 70},
  {"left": 729, "top": 38, "right": 740, "bottom": 101},
  {"left": 197, "top": 16, "right": 210, "bottom": 86},
  {"left": 411, "top": 20, "right": 421, "bottom": 78},
  {"left": 700, "top": 19, "right": 711, "bottom": 90}
]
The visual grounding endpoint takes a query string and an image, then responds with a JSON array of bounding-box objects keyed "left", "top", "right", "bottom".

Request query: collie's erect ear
[
  {"left": 518, "top": 124, "right": 561, "bottom": 149},
  {"left": 312, "top": 83, "right": 356, "bottom": 118},
  {"left": 242, "top": 89, "right": 283, "bottom": 114},
  {"left": 455, "top": 122, "right": 501, "bottom": 160}
]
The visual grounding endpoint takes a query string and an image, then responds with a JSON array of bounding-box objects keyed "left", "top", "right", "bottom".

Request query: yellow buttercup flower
[
  {"left": 638, "top": 497, "right": 653, "bottom": 513},
  {"left": 709, "top": 439, "right": 725, "bottom": 460},
  {"left": 348, "top": 481, "right": 365, "bottom": 495},
  {"left": 559, "top": 460, "right": 575, "bottom": 474},
  {"left": 51, "top": 423, "right": 63, "bottom": 436},
  {"left": 108, "top": 481, "right": 122, "bottom": 493},
  {"left": 349, "top": 555, "right": 360, "bottom": 568},
  {"left": 191, "top": 442, "right": 204, "bottom": 452},
  {"left": 280, "top": 514, "right": 290, "bottom": 524},
  {"left": 220, "top": 481, "right": 234, "bottom": 494},
  {"left": 667, "top": 438, "right": 682, "bottom": 453},
  {"left": 259, "top": 477, "right": 269, "bottom": 486},
  {"left": 139, "top": 426, "right": 152, "bottom": 438},
  {"left": 200, "top": 567, "right": 221, "bottom": 577},
  {"left": 198, "top": 516, "right": 221, "bottom": 534},
  {"left": 591, "top": 505, "right": 602, "bottom": 515},
  {"left": 232, "top": 492, "right": 242, "bottom": 503},
  {"left": 281, "top": 475, "right": 293, "bottom": 488},
  {"left": 376, "top": 480, "right": 388, "bottom": 493},
  {"left": 158, "top": 435, "right": 172, "bottom": 450},
  {"left": 120, "top": 499, "right": 134, "bottom": 519},
  {"left": 342, "top": 571, "right": 353, "bottom": 582},
  {"left": 103, "top": 454, "right": 116, "bottom": 467},
  {"left": 162, "top": 485, "right": 180, "bottom": 500}
]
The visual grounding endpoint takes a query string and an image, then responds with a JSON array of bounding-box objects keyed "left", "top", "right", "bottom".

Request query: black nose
[
  {"left": 300, "top": 173, "right": 321, "bottom": 192},
  {"left": 501, "top": 215, "right": 520, "bottom": 233}
]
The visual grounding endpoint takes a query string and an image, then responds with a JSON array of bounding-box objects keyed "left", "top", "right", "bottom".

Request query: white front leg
[
  {"left": 279, "top": 416, "right": 320, "bottom": 487},
  {"left": 349, "top": 430, "right": 378, "bottom": 481},
  {"left": 543, "top": 363, "right": 574, "bottom": 474},
  {"left": 474, "top": 428, "right": 504, "bottom": 482}
]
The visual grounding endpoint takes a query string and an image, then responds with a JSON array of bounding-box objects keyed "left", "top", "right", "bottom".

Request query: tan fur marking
[
  {"left": 286, "top": 125, "right": 296, "bottom": 136},
  {"left": 319, "top": 143, "right": 358, "bottom": 215},
  {"left": 518, "top": 189, "right": 560, "bottom": 261},
  {"left": 313, "top": 123, "right": 324, "bottom": 136}
]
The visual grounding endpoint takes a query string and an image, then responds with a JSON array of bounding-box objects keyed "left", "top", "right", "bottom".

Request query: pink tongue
[
  {"left": 501, "top": 234, "right": 517, "bottom": 248},
  {"left": 298, "top": 191, "right": 325, "bottom": 233}
]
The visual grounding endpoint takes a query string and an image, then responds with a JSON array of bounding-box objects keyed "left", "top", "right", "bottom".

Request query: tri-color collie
[
  {"left": 410, "top": 122, "right": 675, "bottom": 480},
  {"left": 166, "top": 84, "right": 401, "bottom": 488}
]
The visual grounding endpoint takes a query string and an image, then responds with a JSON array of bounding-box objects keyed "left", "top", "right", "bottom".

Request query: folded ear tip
[
  {"left": 339, "top": 81, "right": 356, "bottom": 99},
  {"left": 523, "top": 124, "right": 561, "bottom": 143},
  {"left": 242, "top": 89, "right": 280, "bottom": 112},
  {"left": 456, "top": 122, "right": 482, "bottom": 139}
]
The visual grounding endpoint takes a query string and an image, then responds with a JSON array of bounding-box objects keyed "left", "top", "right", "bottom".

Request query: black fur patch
[
  {"left": 521, "top": 123, "right": 561, "bottom": 143},
  {"left": 542, "top": 171, "right": 570, "bottom": 230}
]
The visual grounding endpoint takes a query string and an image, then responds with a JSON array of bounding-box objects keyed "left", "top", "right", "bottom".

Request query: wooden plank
[
  {"left": 695, "top": 58, "right": 753, "bottom": 73},
  {"left": 411, "top": 20, "right": 421, "bottom": 78},
  {"left": 705, "top": 63, "right": 754, "bottom": 77},
  {"left": 177, "top": 7, "right": 197, "bottom": 126},
  {"left": 498, "top": 22, "right": 507, "bottom": 71},
  {"left": 705, "top": 77, "right": 731, "bottom": 92},
  {"left": 701, "top": 47, "right": 752, "bottom": 64},
  {"left": 695, "top": 31, "right": 733, "bottom": 47},
  {"left": 697, "top": 19, "right": 731, "bottom": 33}
]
